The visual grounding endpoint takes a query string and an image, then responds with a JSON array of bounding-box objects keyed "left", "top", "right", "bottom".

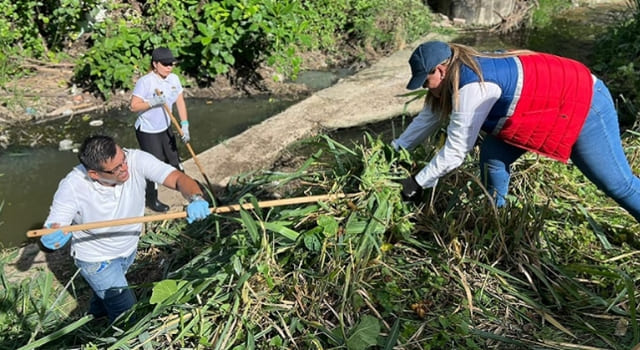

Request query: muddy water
[{"left": 0, "top": 69, "right": 351, "bottom": 248}]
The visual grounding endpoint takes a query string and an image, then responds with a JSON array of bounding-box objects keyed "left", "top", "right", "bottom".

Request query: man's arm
[
  {"left": 162, "top": 170, "right": 203, "bottom": 200},
  {"left": 41, "top": 175, "right": 78, "bottom": 250},
  {"left": 162, "top": 170, "right": 210, "bottom": 223}
]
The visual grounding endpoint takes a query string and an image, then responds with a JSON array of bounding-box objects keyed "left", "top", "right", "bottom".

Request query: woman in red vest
[{"left": 395, "top": 40, "right": 640, "bottom": 222}]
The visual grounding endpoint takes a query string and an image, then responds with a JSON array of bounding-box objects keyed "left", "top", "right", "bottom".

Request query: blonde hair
[{"left": 425, "top": 43, "right": 533, "bottom": 120}]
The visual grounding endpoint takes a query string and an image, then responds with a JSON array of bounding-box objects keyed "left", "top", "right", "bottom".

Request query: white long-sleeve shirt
[{"left": 392, "top": 82, "right": 502, "bottom": 188}]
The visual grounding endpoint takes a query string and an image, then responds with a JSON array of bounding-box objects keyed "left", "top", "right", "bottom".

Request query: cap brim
[
  {"left": 406, "top": 72, "right": 428, "bottom": 90},
  {"left": 154, "top": 56, "right": 178, "bottom": 63}
]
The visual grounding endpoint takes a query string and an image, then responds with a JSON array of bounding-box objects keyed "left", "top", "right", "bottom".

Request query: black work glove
[{"left": 400, "top": 176, "right": 423, "bottom": 202}]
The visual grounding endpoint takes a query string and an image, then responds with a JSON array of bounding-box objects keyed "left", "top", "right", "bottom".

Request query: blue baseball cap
[{"left": 406, "top": 41, "right": 452, "bottom": 90}]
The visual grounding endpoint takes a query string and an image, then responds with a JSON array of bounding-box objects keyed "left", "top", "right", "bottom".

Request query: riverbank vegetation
[
  {"left": 0, "top": 0, "right": 435, "bottom": 100},
  {"left": 2, "top": 129, "right": 640, "bottom": 349},
  {"left": 593, "top": 0, "right": 640, "bottom": 126}
]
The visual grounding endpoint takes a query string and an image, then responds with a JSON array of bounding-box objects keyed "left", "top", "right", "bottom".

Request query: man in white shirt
[{"left": 40, "top": 135, "right": 210, "bottom": 323}]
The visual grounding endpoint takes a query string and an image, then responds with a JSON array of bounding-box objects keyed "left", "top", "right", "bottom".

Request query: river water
[
  {"left": 0, "top": 70, "right": 350, "bottom": 248},
  {"left": 0, "top": 2, "right": 630, "bottom": 248}
]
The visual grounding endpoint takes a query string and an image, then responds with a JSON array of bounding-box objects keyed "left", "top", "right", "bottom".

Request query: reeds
[{"left": 1, "top": 130, "right": 639, "bottom": 349}]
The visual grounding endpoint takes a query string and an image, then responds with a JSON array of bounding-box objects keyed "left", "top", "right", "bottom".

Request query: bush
[
  {"left": 72, "top": 0, "right": 435, "bottom": 98},
  {"left": 592, "top": 4, "right": 640, "bottom": 126},
  {"left": 0, "top": 0, "right": 101, "bottom": 84},
  {"left": 1, "top": 0, "right": 436, "bottom": 98}
]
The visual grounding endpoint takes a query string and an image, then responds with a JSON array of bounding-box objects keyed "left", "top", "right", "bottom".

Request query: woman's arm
[
  {"left": 130, "top": 95, "right": 153, "bottom": 113},
  {"left": 175, "top": 93, "right": 188, "bottom": 123},
  {"left": 392, "top": 107, "right": 440, "bottom": 151},
  {"left": 414, "top": 82, "right": 501, "bottom": 188}
]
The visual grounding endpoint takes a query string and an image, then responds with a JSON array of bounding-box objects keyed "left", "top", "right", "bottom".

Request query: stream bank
[{"left": 3, "top": 0, "right": 632, "bottom": 289}]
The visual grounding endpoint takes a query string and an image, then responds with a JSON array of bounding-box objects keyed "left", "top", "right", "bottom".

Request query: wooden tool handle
[
  {"left": 154, "top": 89, "right": 213, "bottom": 189},
  {"left": 26, "top": 193, "right": 356, "bottom": 238}
]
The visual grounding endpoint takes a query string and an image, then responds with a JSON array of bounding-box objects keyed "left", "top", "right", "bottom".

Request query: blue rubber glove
[
  {"left": 181, "top": 120, "right": 190, "bottom": 143},
  {"left": 186, "top": 195, "right": 210, "bottom": 224},
  {"left": 40, "top": 224, "right": 72, "bottom": 250}
]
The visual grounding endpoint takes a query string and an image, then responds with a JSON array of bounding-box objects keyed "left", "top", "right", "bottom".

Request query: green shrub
[
  {"left": 73, "top": 0, "right": 434, "bottom": 98},
  {"left": 0, "top": 0, "right": 46, "bottom": 83},
  {"left": 592, "top": 10, "right": 640, "bottom": 126},
  {"left": 1, "top": 0, "right": 436, "bottom": 98},
  {"left": 74, "top": 16, "right": 150, "bottom": 99},
  {"left": 0, "top": 0, "right": 101, "bottom": 85}
]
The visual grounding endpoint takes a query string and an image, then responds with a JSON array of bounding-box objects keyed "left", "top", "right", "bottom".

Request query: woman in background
[{"left": 129, "top": 47, "right": 191, "bottom": 212}]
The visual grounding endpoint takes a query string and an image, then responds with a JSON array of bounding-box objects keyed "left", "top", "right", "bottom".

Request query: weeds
[{"left": 1, "top": 132, "right": 639, "bottom": 349}]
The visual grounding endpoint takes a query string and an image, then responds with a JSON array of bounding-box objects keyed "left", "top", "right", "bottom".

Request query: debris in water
[{"left": 58, "top": 139, "right": 74, "bottom": 151}]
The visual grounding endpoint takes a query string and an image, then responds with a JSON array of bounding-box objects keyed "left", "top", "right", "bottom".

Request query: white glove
[
  {"left": 148, "top": 94, "right": 166, "bottom": 108},
  {"left": 181, "top": 121, "right": 190, "bottom": 143}
]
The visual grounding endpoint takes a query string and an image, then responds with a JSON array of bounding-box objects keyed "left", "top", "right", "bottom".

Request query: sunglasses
[
  {"left": 159, "top": 61, "right": 175, "bottom": 67},
  {"left": 100, "top": 151, "right": 128, "bottom": 175}
]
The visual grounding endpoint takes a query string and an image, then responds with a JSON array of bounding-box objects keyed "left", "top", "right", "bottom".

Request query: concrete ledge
[{"left": 159, "top": 34, "right": 449, "bottom": 208}]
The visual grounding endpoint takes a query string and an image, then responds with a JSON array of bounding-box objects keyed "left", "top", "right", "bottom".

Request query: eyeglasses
[
  {"left": 159, "top": 61, "right": 174, "bottom": 67},
  {"left": 100, "top": 151, "right": 128, "bottom": 174}
]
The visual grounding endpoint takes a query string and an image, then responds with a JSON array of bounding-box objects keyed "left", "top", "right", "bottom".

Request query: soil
[{"left": 0, "top": 49, "right": 358, "bottom": 127}]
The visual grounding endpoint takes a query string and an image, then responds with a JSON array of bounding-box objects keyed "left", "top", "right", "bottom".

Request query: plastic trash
[{"left": 58, "top": 139, "right": 74, "bottom": 151}]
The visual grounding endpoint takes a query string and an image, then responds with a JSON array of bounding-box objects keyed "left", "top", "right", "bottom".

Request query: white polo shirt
[
  {"left": 45, "top": 149, "right": 175, "bottom": 262},
  {"left": 132, "top": 71, "right": 184, "bottom": 133}
]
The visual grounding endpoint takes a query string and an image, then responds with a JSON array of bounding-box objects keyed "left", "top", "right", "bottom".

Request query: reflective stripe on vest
[{"left": 459, "top": 53, "right": 593, "bottom": 162}]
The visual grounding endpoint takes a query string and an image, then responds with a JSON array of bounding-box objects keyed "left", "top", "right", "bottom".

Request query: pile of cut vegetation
[{"left": 2, "top": 128, "right": 639, "bottom": 349}]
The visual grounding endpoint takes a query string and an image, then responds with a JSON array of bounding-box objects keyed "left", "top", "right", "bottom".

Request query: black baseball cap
[{"left": 151, "top": 47, "right": 177, "bottom": 65}]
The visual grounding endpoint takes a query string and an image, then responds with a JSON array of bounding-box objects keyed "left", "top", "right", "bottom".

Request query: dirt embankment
[{"left": 0, "top": 49, "right": 360, "bottom": 147}]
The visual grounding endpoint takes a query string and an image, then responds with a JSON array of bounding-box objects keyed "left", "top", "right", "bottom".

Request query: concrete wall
[{"left": 427, "top": 0, "right": 516, "bottom": 25}]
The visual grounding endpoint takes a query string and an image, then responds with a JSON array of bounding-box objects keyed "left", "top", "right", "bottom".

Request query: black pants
[
  {"left": 135, "top": 128, "right": 182, "bottom": 169},
  {"left": 135, "top": 128, "right": 183, "bottom": 203}
]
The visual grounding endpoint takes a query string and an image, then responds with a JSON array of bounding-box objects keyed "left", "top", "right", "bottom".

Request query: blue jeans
[
  {"left": 74, "top": 250, "right": 137, "bottom": 322},
  {"left": 480, "top": 79, "right": 640, "bottom": 222}
]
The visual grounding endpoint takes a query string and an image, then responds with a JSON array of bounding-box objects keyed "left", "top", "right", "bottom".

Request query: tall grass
[{"left": 1, "top": 130, "right": 639, "bottom": 349}]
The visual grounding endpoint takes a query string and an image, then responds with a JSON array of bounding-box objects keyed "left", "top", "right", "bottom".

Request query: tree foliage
[{"left": 0, "top": 0, "right": 435, "bottom": 98}]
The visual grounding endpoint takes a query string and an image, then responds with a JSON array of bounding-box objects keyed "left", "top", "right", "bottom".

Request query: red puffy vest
[{"left": 496, "top": 54, "right": 594, "bottom": 162}]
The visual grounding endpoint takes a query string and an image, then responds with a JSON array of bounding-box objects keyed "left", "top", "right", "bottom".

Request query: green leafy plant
[
  {"left": 3, "top": 129, "right": 640, "bottom": 349},
  {"left": 0, "top": 0, "right": 438, "bottom": 96}
]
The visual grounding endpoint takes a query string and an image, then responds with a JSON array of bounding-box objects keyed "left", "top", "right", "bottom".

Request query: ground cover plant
[
  {"left": 1, "top": 125, "right": 639, "bottom": 349},
  {"left": 2, "top": 1, "right": 640, "bottom": 348}
]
